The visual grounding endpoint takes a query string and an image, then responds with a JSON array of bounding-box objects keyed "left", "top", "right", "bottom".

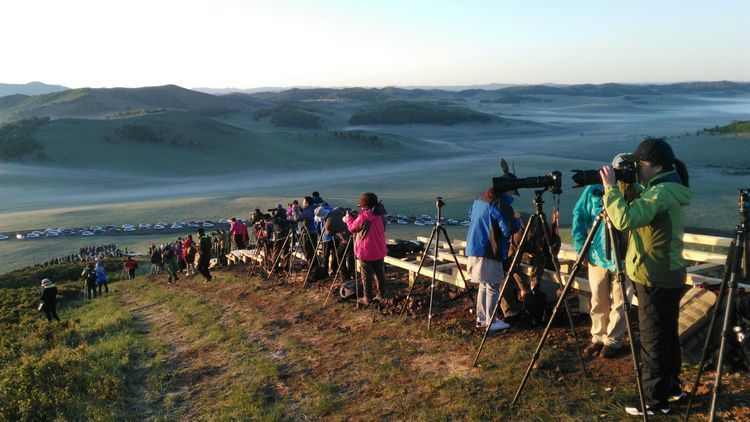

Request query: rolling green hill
[{"left": 9, "top": 110, "right": 435, "bottom": 175}]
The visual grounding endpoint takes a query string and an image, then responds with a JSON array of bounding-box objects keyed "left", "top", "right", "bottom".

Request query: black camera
[
  {"left": 572, "top": 162, "right": 637, "bottom": 187},
  {"left": 740, "top": 188, "right": 749, "bottom": 220},
  {"left": 493, "top": 171, "right": 562, "bottom": 195}
]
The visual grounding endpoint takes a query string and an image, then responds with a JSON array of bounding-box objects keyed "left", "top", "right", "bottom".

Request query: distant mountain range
[
  {"left": 1, "top": 80, "right": 749, "bottom": 125},
  {"left": 0, "top": 81, "right": 69, "bottom": 97}
]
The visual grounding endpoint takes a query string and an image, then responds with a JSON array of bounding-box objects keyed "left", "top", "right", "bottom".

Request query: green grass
[{"left": 0, "top": 279, "right": 175, "bottom": 420}]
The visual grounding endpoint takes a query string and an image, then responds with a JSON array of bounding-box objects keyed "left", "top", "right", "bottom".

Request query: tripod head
[{"left": 434, "top": 197, "right": 445, "bottom": 223}]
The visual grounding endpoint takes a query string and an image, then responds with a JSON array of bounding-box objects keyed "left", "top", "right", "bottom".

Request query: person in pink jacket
[{"left": 344, "top": 192, "right": 388, "bottom": 305}]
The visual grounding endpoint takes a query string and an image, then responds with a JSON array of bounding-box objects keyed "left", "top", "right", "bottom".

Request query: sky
[{"left": 2, "top": 0, "right": 749, "bottom": 89}]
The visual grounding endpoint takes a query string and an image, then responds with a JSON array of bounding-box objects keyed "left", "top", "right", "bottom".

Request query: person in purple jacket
[{"left": 344, "top": 192, "right": 388, "bottom": 305}]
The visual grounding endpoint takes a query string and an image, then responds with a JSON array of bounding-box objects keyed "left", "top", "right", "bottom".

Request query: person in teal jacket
[
  {"left": 572, "top": 155, "right": 632, "bottom": 359},
  {"left": 600, "top": 137, "right": 693, "bottom": 416}
]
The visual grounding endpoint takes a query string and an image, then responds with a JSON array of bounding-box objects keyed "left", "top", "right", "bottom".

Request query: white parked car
[
  {"left": 122, "top": 224, "right": 134, "bottom": 229},
  {"left": 16, "top": 233, "right": 24, "bottom": 240},
  {"left": 188, "top": 222, "right": 200, "bottom": 228},
  {"left": 46, "top": 231, "right": 59, "bottom": 237},
  {"left": 139, "top": 223, "right": 151, "bottom": 229},
  {"left": 202, "top": 222, "right": 214, "bottom": 228},
  {"left": 26, "top": 233, "right": 41, "bottom": 239},
  {"left": 123, "top": 227, "right": 136, "bottom": 232},
  {"left": 171, "top": 224, "right": 183, "bottom": 229},
  {"left": 81, "top": 231, "right": 94, "bottom": 236},
  {"left": 153, "top": 224, "right": 165, "bottom": 230},
  {"left": 157, "top": 221, "right": 168, "bottom": 227},
  {"left": 0, "top": 234, "right": 8, "bottom": 240},
  {"left": 174, "top": 220, "right": 185, "bottom": 226}
]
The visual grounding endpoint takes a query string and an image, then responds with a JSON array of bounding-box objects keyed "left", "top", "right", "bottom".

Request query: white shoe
[
  {"left": 625, "top": 405, "right": 670, "bottom": 416},
  {"left": 488, "top": 319, "right": 511, "bottom": 332},
  {"left": 475, "top": 320, "right": 487, "bottom": 329}
]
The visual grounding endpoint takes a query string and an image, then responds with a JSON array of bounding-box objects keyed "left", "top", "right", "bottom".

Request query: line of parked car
[{"left": 0, "top": 219, "right": 231, "bottom": 241}]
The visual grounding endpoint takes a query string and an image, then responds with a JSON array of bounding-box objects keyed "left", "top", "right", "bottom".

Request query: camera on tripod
[
  {"left": 740, "top": 188, "right": 749, "bottom": 219},
  {"left": 492, "top": 171, "right": 563, "bottom": 195},
  {"left": 571, "top": 161, "right": 637, "bottom": 187}
]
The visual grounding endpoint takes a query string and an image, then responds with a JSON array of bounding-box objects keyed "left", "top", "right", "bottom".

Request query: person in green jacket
[
  {"left": 162, "top": 244, "right": 179, "bottom": 284},
  {"left": 600, "top": 137, "right": 693, "bottom": 416}
]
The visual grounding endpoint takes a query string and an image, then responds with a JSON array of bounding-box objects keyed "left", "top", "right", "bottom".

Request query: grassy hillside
[
  {"left": 2, "top": 263, "right": 748, "bottom": 420},
  {"left": 19, "top": 110, "right": 436, "bottom": 175}
]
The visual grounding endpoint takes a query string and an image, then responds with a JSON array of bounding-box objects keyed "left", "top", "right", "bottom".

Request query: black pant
[
  {"left": 127, "top": 269, "right": 136, "bottom": 279},
  {"left": 322, "top": 239, "right": 338, "bottom": 275},
  {"left": 197, "top": 256, "right": 212, "bottom": 281},
  {"left": 98, "top": 281, "right": 109, "bottom": 295},
  {"left": 635, "top": 283, "right": 683, "bottom": 407},
  {"left": 338, "top": 240, "right": 355, "bottom": 280},
  {"left": 302, "top": 231, "right": 318, "bottom": 264},
  {"left": 86, "top": 282, "right": 97, "bottom": 300},
  {"left": 359, "top": 259, "right": 386, "bottom": 300},
  {"left": 234, "top": 234, "right": 246, "bottom": 249},
  {"left": 43, "top": 303, "right": 60, "bottom": 321}
]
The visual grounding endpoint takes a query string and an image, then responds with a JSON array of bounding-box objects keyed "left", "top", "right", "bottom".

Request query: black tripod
[
  {"left": 399, "top": 197, "right": 468, "bottom": 330},
  {"left": 472, "top": 190, "right": 587, "bottom": 377},
  {"left": 510, "top": 209, "right": 648, "bottom": 420},
  {"left": 685, "top": 189, "right": 749, "bottom": 421}
]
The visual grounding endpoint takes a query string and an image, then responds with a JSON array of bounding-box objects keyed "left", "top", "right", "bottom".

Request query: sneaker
[
  {"left": 488, "top": 319, "right": 511, "bottom": 332},
  {"left": 583, "top": 342, "right": 604, "bottom": 357},
  {"left": 475, "top": 320, "right": 487, "bottom": 329},
  {"left": 600, "top": 345, "right": 625, "bottom": 359},
  {"left": 667, "top": 389, "right": 687, "bottom": 403},
  {"left": 625, "top": 404, "right": 671, "bottom": 416}
]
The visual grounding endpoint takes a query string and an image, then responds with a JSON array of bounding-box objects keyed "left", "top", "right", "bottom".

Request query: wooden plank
[
  {"left": 383, "top": 255, "right": 467, "bottom": 289},
  {"left": 682, "top": 233, "right": 732, "bottom": 248}
]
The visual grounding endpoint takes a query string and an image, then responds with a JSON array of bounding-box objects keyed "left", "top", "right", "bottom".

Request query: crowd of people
[
  {"left": 34, "top": 137, "right": 704, "bottom": 416},
  {"left": 146, "top": 228, "right": 215, "bottom": 284},
  {"left": 27, "top": 244, "right": 126, "bottom": 269}
]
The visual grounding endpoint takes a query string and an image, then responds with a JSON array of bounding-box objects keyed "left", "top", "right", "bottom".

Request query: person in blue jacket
[
  {"left": 572, "top": 153, "right": 632, "bottom": 359},
  {"left": 466, "top": 187, "right": 514, "bottom": 332}
]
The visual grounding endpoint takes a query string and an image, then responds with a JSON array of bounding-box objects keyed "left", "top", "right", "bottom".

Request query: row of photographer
[{"left": 250, "top": 192, "right": 389, "bottom": 306}]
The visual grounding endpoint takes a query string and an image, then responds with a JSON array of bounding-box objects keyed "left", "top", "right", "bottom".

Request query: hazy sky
[{"left": 2, "top": 0, "right": 749, "bottom": 89}]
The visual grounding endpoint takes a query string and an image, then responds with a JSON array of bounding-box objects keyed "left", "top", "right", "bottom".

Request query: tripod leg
[
  {"left": 685, "top": 238, "right": 736, "bottom": 420},
  {"left": 427, "top": 226, "right": 441, "bottom": 331},
  {"left": 302, "top": 234, "right": 324, "bottom": 288},
  {"left": 709, "top": 233, "right": 745, "bottom": 421},
  {"left": 512, "top": 214, "right": 603, "bottom": 405},
  {"left": 400, "top": 226, "right": 438, "bottom": 316},
  {"left": 472, "top": 214, "right": 535, "bottom": 367},
  {"left": 324, "top": 238, "right": 352, "bottom": 307},
  {"left": 607, "top": 219, "right": 647, "bottom": 422},
  {"left": 354, "top": 258, "right": 360, "bottom": 309},
  {"left": 539, "top": 212, "right": 589, "bottom": 378}
]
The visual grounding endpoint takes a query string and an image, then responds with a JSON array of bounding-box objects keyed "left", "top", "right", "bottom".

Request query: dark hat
[{"left": 623, "top": 137, "right": 675, "bottom": 166}]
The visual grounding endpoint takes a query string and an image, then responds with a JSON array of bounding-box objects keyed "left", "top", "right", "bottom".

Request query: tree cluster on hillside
[
  {"left": 329, "top": 131, "right": 383, "bottom": 146},
  {"left": 348, "top": 101, "right": 493, "bottom": 125},
  {"left": 697, "top": 120, "right": 750, "bottom": 136},
  {"left": 0, "top": 116, "right": 48, "bottom": 160},
  {"left": 114, "top": 123, "right": 203, "bottom": 147},
  {"left": 252, "top": 105, "right": 323, "bottom": 129}
]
